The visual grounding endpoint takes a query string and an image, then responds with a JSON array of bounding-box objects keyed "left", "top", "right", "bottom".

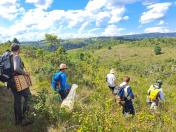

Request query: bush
[
  {"left": 108, "top": 46, "right": 112, "bottom": 50},
  {"left": 154, "top": 46, "right": 162, "bottom": 55}
]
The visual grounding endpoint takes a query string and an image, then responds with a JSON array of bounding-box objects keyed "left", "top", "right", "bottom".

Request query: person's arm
[
  {"left": 13, "top": 55, "right": 25, "bottom": 75},
  {"left": 159, "top": 90, "right": 165, "bottom": 101}
]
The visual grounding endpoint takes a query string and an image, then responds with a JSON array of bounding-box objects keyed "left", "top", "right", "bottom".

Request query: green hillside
[{"left": 1, "top": 38, "right": 176, "bottom": 131}]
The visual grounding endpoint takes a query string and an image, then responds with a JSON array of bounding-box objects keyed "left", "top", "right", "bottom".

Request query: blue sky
[{"left": 0, "top": 0, "right": 175, "bottom": 42}]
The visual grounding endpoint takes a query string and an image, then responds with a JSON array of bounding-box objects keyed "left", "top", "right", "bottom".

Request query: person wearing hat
[
  {"left": 146, "top": 80, "right": 165, "bottom": 112},
  {"left": 106, "top": 69, "right": 116, "bottom": 94},
  {"left": 51, "top": 63, "right": 70, "bottom": 100}
]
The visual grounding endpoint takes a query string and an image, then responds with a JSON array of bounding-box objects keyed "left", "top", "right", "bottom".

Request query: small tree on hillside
[
  {"left": 12, "top": 38, "right": 20, "bottom": 44},
  {"left": 45, "top": 34, "right": 60, "bottom": 46},
  {"left": 154, "top": 46, "right": 162, "bottom": 55},
  {"left": 108, "top": 46, "right": 112, "bottom": 50}
]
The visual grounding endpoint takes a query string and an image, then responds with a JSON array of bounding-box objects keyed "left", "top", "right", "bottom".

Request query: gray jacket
[{"left": 13, "top": 55, "right": 25, "bottom": 75}]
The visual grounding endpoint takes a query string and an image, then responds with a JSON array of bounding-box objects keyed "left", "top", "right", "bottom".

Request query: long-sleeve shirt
[
  {"left": 158, "top": 88, "right": 164, "bottom": 101},
  {"left": 51, "top": 71, "right": 70, "bottom": 91},
  {"left": 13, "top": 55, "right": 25, "bottom": 75}
]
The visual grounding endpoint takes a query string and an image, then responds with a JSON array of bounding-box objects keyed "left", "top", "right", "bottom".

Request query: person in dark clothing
[
  {"left": 118, "top": 76, "right": 135, "bottom": 116},
  {"left": 7, "top": 44, "right": 31, "bottom": 125}
]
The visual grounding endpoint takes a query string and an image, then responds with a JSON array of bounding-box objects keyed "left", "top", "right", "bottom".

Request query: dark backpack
[{"left": 0, "top": 51, "right": 14, "bottom": 82}]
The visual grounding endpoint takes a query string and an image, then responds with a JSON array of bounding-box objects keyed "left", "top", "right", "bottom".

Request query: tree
[
  {"left": 45, "top": 34, "right": 60, "bottom": 47},
  {"left": 154, "top": 46, "right": 162, "bottom": 55},
  {"left": 12, "top": 38, "right": 20, "bottom": 44},
  {"left": 108, "top": 46, "right": 112, "bottom": 50}
]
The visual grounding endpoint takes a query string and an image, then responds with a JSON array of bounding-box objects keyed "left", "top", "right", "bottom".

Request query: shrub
[
  {"left": 108, "top": 46, "right": 112, "bottom": 50},
  {"left": 154, "top": 46, "right": 162, "bottom": 55}
]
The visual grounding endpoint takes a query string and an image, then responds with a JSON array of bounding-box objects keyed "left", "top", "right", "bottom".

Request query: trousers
[
  {"left": 11, "top": 88, "right": 31, "bottom": 124},
  {"left": 123, "top": 99, "right": 135, "bottom": 115}
]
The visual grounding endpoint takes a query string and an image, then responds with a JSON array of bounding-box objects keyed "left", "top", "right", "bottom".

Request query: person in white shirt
[{"left": 106, "top": 69, "right": 116, "bottom": 93}]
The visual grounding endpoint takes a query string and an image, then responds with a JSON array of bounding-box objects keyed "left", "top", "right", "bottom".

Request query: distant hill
[
  {"left": 122, "top": 32, "right": 176, "bottom": 40},
  {"left": 21, "top": 32, "right": 176, "bottom": 50}
]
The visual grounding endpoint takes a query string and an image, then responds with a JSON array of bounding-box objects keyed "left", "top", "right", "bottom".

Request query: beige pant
[{"left": 150, "top": 102, "right": 157, "bottom": 110}]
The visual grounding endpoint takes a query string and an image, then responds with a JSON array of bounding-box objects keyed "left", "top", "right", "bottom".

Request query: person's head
[
  {"left": 123, "top": 76, "right": 130, "bottom": 83},
  {"left": 59, "top": 63, "right": 67, "bottom": 71},
  {"left": 11, "top": 43, "right": 20, "bottom": 54},
  {"left": 157, "top": 80, "right": 162, "bottom": 88},
  {"left": 110, "top": 69, "right": 115, "bottom": 74}
]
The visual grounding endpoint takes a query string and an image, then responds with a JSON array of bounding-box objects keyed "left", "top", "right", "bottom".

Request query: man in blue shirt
[
  {"left": 118, "top": 76, "right": 135, "bottom": 116},
  {"left": 51, "top": 63, "right": 70, "bottom": 100}
]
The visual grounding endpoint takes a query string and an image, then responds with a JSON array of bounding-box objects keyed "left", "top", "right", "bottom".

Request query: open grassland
[{"left": 1, "top": 39, "right": 176, "bottom": 131}]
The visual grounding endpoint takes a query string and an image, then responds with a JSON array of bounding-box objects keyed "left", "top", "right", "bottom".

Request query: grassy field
[{"left": 1, "top": 40, "right": 176, "bottom": 131}]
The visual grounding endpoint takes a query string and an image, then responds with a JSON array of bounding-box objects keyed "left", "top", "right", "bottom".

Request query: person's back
[
  {"left": 107, "top": 73, "right": 116, "bottom": 87},
  {"left": 52, "top": 71, "right": 68, "bottom": 91},
  {"left": 106, "top": 69, "right": 116, "bottom": 93},
  {"left": 118, "top": 76, "right": 135, "bottom": 116},
  {"left": 147, "top": 80, "right": 164, "bottom": 112}
]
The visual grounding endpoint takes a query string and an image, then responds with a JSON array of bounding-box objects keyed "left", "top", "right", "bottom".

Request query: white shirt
[
  {"left": 119, "top": 82, "right": 130, "bottom": 97},
  {"left": 106, "top": 73, "right": 116, "bottom": 87}
]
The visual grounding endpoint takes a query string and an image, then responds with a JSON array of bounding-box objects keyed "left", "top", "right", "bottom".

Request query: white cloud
[
  {"left": 142, "top": 0, "right": 159, "bottom": 5},
  {"left": 109, "top": 7, "right": 126, "bottom": 24},
  {"left": 140, "top": 2, "right": 172, "bottom": 24},
  {"left": 158, "top": 20, "right": 165, "bottom": 25},
  {"left": 0, "top": 0, "right": 135, "bottom": 41},
  {"left": 25, "top": 0, "right": 53, "bottom": 10},
  {"left": 0, "top": 0, "right": 17, "bottom": 5},
  {"left": 145, "top": 26, "right": 170, "bottom": 33},
  {"left": 0, "top": 0, "right": 24, "bottom": 20},
  {"left": 102, "top": 25, "right": 125, "bottom": 36},
  {"left": 79, "top": 21, "right": 90, "bottom": 33},
  {"left": 85, "top": 0, "right": 107, "bottom": 12},
  {"left": 96, "top": 11, "right": 110, "bottom": 27},
  {"left": 123, "top": 16, "right": 129, "bottom": 21}
]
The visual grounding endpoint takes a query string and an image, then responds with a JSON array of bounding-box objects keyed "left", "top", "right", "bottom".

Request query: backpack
[
  {"left": 118, "top": 85, "right": 130, "bottom": 99},
  {"left": 149, "top": 88, "right": 160, "bottom": 101},
  {"left": 0, "top": 51, "right": 14, "bottom": 82}
]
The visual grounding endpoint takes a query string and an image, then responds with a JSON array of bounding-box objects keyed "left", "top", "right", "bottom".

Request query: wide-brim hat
[{"left": 110, "top": 69, "right": 115, "bottom": 74}]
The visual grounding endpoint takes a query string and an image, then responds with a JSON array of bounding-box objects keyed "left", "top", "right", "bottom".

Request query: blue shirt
[{"left": 51, "top": 71, "right": 70, "bottom": 91}]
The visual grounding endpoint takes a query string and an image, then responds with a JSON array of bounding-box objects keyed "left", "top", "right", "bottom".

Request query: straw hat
[{"left": 110, "top": 69, "right": 115, "bottom": 74}]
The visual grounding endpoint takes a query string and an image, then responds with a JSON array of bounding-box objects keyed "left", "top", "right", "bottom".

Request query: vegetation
[
  {"left": 1, "top": 37, "right": 176, "bottom": 131},
  {"left": 154, "top": 46, "right": 162, "bottom": 55},
  {"left": 12, "top": 38, "right": 20, "bottom": 44}
]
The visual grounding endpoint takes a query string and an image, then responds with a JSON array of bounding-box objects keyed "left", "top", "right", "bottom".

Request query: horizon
[{"left": 0, "top": 0, "right": 175, "bottom": 42}]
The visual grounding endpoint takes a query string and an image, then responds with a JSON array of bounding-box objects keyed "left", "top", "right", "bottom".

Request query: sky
[{"left": 0, "top": 0, "right": 175, "bottom": 42}]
